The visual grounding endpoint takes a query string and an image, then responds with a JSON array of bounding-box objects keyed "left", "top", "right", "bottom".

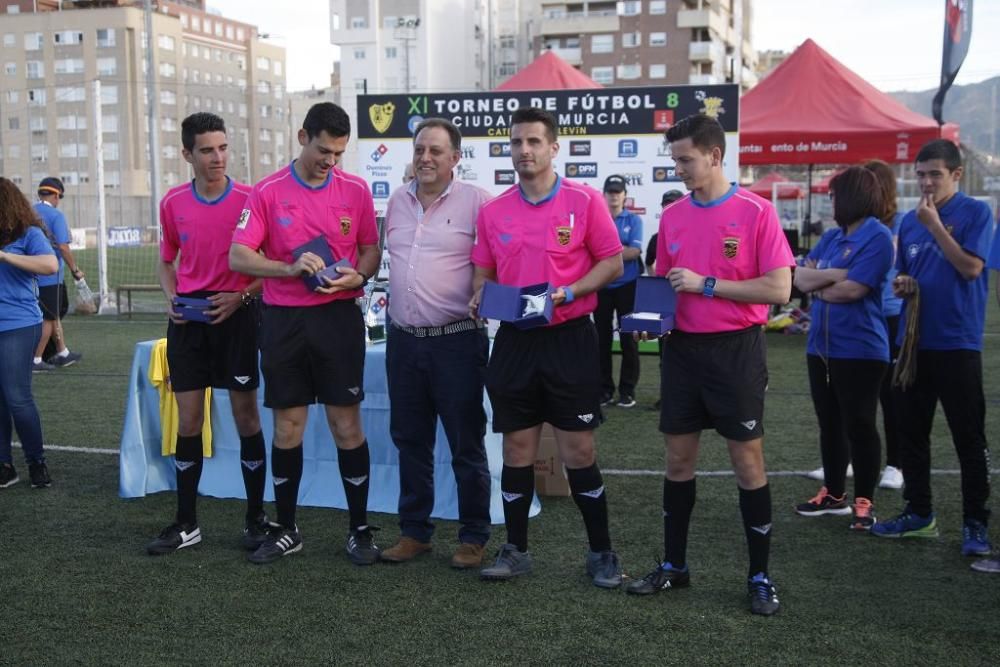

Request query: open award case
[
  {"left": 292, "top": 235, "right": 353, "bottom": 291},
  {"left": 620, "top": 276, "right": 677, "bottom": 336},
  {"left": 478, "top": 281, "right": 553, "bottom": 330},
  {"left": 172, "top": 296, "right": 214, "bottom": 323}
]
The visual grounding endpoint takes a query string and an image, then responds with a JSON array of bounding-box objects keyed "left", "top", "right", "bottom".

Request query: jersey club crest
[
  {"left": 723, "top": 236, "right": 739, "bottom": 259},
  {"left": 340, "top": 215, "right": 352, "bottom": 236},
  {"left": 368, "top": 102, "right": 395, "bottom": 134},
  {"left": 556, "top": 226, "right": 572, "bottom": 246}
]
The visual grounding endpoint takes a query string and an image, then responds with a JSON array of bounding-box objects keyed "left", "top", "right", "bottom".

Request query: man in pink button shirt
[
  {"left": 470, "top": 107, "right": 625, "bottom": 588},
  {"left": 625, "top": 114, "right": 793, "bottom": 617},
  {"left": 380, "top": 119, "right": 493, "bottom": 569}
]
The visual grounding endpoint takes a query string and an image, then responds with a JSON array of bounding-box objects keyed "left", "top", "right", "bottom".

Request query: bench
[{"left": 116, "top": 284, "right": 161, "bottom": 318}]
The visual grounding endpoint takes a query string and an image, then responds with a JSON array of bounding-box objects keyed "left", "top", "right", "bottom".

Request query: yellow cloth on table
[{"left": 147, "top": 338, "right": 213, "bottom": 457}]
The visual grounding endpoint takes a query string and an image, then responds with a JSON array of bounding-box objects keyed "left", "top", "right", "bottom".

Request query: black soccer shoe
[{"left": 626, "top": 561, "right": 691, "bottom": 595}]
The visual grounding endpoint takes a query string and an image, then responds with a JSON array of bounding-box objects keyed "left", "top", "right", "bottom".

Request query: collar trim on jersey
[
  {"left": 690, "top": 183, "right": 737, "bottom": 209},
  {"left": 290, "top": 160, "right": 332, "bottom": 191},
  {"left": 519, "top": 174, "right": 561, "bottom": 207},
  {"left": 190, "top": 176, "right": 233, "bottom": 205}
]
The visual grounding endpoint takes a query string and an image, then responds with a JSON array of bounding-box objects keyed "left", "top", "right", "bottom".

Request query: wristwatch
[
  {"left": 560, "top": 286, "right": 575, "bottom": 304},
  {"left": 240, "top": 290, "right": 253, "bottom": 306},
  {"left": 702, "top": 276, "right": 717, "bottom": 298},
  {"left": 357, "top": 271, "right": 371, "bottom": 288}
]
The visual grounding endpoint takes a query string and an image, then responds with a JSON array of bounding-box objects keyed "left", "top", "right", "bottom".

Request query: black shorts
[
  {"left": 259, "top": 299, "right": 366, "bottom": 409},
  {"left": 38, "top": 283, "right": 68, "bottom": 321},
  {"left": 166, "top": 293, "right": 261, "bottom": 393},
  {"left": 659, "top": 326, "right": 767, "bottom": 441},
  {"left": 486, "top": 316, "right": 603, "bottom": 433}
]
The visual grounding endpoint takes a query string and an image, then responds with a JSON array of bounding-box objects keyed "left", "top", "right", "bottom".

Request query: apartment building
[
  {"left": 532, "top": 0, "right": 756, "bottom": 88},
  {"left": 0, "top": 0, "right": 286, "bottom": 200}
]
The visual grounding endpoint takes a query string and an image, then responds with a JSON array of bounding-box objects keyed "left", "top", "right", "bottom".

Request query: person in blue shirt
[
  {"left": 594, "top": 174, "right": 643, "bottom": 408},
  {"left": 865, "top": 160, "right": 905, "bottom": 491},
  {"left": 792, "top": 167, "right": 893, "bottom": 531},
  {"left": 0, "top": 177, "right": 58, "bottom": 489},
  {"left": 32, "top": 177, "right": 84, "bottom": 372},
  {"left": 871, "top": 140, "right": 994, "bottom": 559},
  {"left": 972, "top": 223, "right": 1000, "bottom": 573}
]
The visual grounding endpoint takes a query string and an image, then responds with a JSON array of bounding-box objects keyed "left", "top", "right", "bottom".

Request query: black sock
[
  {"left": 663, "top": 478, "right": 696, "bottom": 568},
  {"left": 739, "top": 484, "right": 772, "bottom": 577},
  {"left": 500, "top": 464, "right": 534, "bottom": 552},
  {"left": 567, "top": 463, "right": 612, "bottom": 553},
  {"left": 338, "top": 441, "right": 370, "bottom": 531},
  {"left": 272, "top": 445, "right": 303, "bottom": 530},
  {"left": 174, "top": 434, "right": 203, "bottom": 525},
  {"left": 240, "top": 430, "right": 267, "bottom": 521}
]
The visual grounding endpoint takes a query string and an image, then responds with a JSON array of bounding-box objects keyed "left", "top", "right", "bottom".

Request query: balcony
[
  {"left": 688, "top": 73, "right": 720, "bottom": 85},
  {"left": 546, "top": 46, "right": 582, "bottom": 65},
  {"left": 539, "top": 13, "right": 619, "bottom": 36},
  {"left": 688, "top": 41, "right": 723, "bottom": 62},
  {"left": 677, "top": 8, "right": 726, "bottom": 35}
]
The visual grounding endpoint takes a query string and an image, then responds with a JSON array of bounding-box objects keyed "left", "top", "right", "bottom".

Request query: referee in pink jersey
[
  {"left": 379, "top": 118, "right": 493, "bottom": 569},
  {"left": 230, "top": 103, "right": 381, "bottom": 566},
  {"left": 470, "top": 107, "right": 625, "bottom": 588},
  {"left": 625, "top": 114, "right": 793, "bottom": 616}
]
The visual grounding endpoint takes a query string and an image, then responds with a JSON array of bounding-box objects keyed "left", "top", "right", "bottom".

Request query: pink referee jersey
[
  {"left": 386, "top": 178, "right": 492, "bottom": 328},
  {"left": 655, "top": 185, "right": 794, "bottom": 333},
  {"left": 160, "top": 177, "right": 253, "bottom": 294},
  {"left": 232, "top": 162, "right": 379, "bottom": 307},
  {"left": 471, "top": 176, "right": 622, "bottom": 326}
]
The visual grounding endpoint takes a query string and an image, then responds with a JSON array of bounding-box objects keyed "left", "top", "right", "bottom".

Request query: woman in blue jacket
[
  {"left": 792, "top": 167, "right": 894, "bottom": 530},
  {"left": 0, "top": 177, "right": 58, "bottom": 489}
]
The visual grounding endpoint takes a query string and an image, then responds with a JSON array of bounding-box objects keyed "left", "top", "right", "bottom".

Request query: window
[
  {"left": 191, "top": 16, "right": 200, "bottom": 32},
  {"left": 274, "top": 84, "right": 283, "bottom": 99},
  {"left": 237, "top": 55, "right": 246, "bottom": 70},
  {"left": 273, "top": 61, "right": 282, "bottom": 76},
  {"left": 158, "top": 35, "right": 176, "bottom": 51},
  {"left": 101, "top": 143, "right": 118, "bottom": 160},
  {"left": 590, "top": 66, "right": 614, "bottom": 84},
  {"left": 382, "top": 15, "right": 397, "bottom": 28},
  {"left": 350, "top": 17, "right": 367, "bottom": 29},
  {"left": 24, "top": 32, "right": 43, "bottom": 50},
  {"left": 214, "top": 73, "right": 222, "bottom": 84},
  {"left": 54, "top": 31, "right": 84, "bottom": 45},
  {"left": 498, "top": 63, "right": 517, "bottom": 77},
  {"left": 238, "top": 77, "right": 246, "bottom": 91},
  {"left": 4, "top": 62, "right": 15, "bottom": 75},
  {"left": 104, "top": 172, "right": 121, "bottom": 187},
  {"left": 97, "top": 28, "right": 115, "bottom": 47},
  {"left": 56, "top": 86, "right": 86, "bottom": 102},
  {"left": 236, "top": 28, "right": 245, "bottom": 41},
  {"left": 3, "top": 34, "right": 15, "bottom": 47},
  {"left": 256, "top": 56, "right": 270, "bottom": 71},
  {"left": 353, "top": 47, "right": 366, "bottom": 60},
  {"left": 6, "top": 89, "right": 19, "bottom": 103},
  {"left": 163, "top": 145, "right": 178, "bottom": 159},
  {"left": 239, "top": 103, "right": 247, "bottom": 118},
  {"left": 591, "top": 34, "right": 613, "bottom": 53},
  {"left": 620, "top": 1, "right": 641, "bottom": 16},
  {"left": 257, "top": 81, "right": 271, "bottom": 94},
  {"left": 650, "top": 1, "right": 667, "bottom": 14},
  {"left": 226, "top": 75, "right": 233, "bottom": 85},
  {"left": 622, "top": 32, "right": 641, "bottom": 48},
  {"left": 215, "top": 22, "right": 224, "bottom": 37},
  {"left": 275, "top": 132, "right": 284, "bottom": 147},
  {"left": 161, "top": 117, "right": 177, "bottom": 132},
  {"left": 203, "top": 19, "right": 212, "bottom": 34},
  {"left": 179, "top": 13, "right": 188, "bottom": 28},
  {"left": 7, "top": 145, "right": 20, "bottom": 158},
  {"left": 190, "top": 44, "right": 199, "bottom": 58},
  {"left": 216, "top": 99, "right": 223, "bottom": 112},
  {"left": 213, "top": 48, "right": 222, "bottom": 62},
  {"left": 59, "top": 143, "right": 89, "bottom": 159},
  {"left": 192, "top": 95, "right": 201, "bottom": 108},
  {"left": 159, "top": 62, "right": 176, "bottom": 78},
  {"left": 649, "top": 63, "right": 667, "bottom": 78},
  {"left": 650, "top": 32, "right": 667, "bottom": 47},
  {"left": 499, "top": 35, "right": 516, "bottom": 49},
  {"left": 30, "top": 116, "right": 46, "bottom": 131},
  {"left": 26, "top": 61, "right": 44, "bottom": 78},
  {"left": 158, "top": 89, "right": 175, "bottom": 105},
  {"left": 52, "top": 58, "right": 83, "bottom": 74},
  {"left": 58, "top": 115, "right": 87, "bottom": 130},
  {"left": 384, "top": 46, "right": 397, "bottom": 59},
  {"left": 354, "top": 79, "right": 366, "bottom": 92},
  {"left": 28, "top": 88, "right": 47, "bottom": 106},
  {"left": 259, "top": 104, "right": 270, "bottom": 118},
  {"left": 102, "top": 115, "right": 118, "bottom": 132},
  {"left": 225, "top": 25, "right": 234, "bottom": 40},
  {"left": 192, "top": 69, "right": 200, "bottom": 83},
  {"left": 7, "top": 116, "right": 18, "bottom": 129},
  {"left": 227, "top": 100, "right": 234, "bottom": 113},
  {"left": 617, "top": 63, "right": 641, "bottom": 79},
  {"left": 97, "top": 57, "right": 117, "bottom": 76},
  {"left": 101, "top": 85, "right": 118, "bottom": 105},
  {"left": 31, "top": 144, "right": 48, "bottom": 162}
]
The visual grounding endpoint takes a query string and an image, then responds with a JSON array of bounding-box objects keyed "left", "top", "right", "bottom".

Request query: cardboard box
[
  {"left": 479, "top": 280, "right": 553, "bottom": 330},
  {"left": 172, "top": 296, "right": 214, "bottom": 323},
  {"left": 292, "top": 235, "right": 353, "bottom": 291},
  {"left": 534, "top": 423, "right": 570, "bottom": 497},
  {"left": 620, "top": 276, "right": 677, "bottom": 336}
]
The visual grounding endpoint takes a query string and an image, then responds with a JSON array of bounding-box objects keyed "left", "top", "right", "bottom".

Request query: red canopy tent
[
  {"left": 740, "top": 39, "right": 959, "bottom": 166},
  {"left": 747, "top": 172, "right": 805, "bottom": 199},
  {"left": 495, "top": 50, "right": 603, "bottom": 91}
]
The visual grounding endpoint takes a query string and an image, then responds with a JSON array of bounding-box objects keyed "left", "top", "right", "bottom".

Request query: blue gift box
[
  {"left": 479, "top": 281, "right": 553, "bottom": 330},
  {"left": 172, "top": 296, "right": 214, "bottom": 323},
  {"left": 292, "top": 235, "right": 353, "bottom": 291},
  {"left": 620, "top": 276, "right": 676, "bottom": 335}
]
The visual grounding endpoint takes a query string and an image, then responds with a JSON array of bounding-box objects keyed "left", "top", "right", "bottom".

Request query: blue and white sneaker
[
  {"left": 870, "top": 507, "right": 939, "bottom": 539},
  {"left": 747, "top": 572, "right": 780, "bottom": 616},
  {"left": 961, "top": 519, "right": 992, "bottom": 556}
]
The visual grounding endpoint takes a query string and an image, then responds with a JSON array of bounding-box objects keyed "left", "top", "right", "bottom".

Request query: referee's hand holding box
[{"left": 620, "top": 276, "right": 677, "bottom": 336}]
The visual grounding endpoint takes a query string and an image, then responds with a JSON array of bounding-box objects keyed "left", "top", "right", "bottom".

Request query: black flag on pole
[{"left": 932, "top": 0, "right": 973, "bottom": 125}]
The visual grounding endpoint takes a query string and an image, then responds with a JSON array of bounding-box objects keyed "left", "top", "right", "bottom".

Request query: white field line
[{"left": 35, "top": 444, "right": 1000, "bottom": 477}]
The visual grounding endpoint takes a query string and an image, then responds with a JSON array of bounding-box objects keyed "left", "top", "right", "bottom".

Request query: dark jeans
[
  {"left": 806, "top": 355, "right": 886, "bottom": 500},
  {"left": 0, "top": 323, "right": 45, "bottom": 465},
  {"left": 386, "top": 325, "right": 491, "bottom": 545},
  {"left": 895, "top": 349, "right": 991, "bottom": 523},
  {"left": 595, "top": 281, "right": 639, "bottom": 397},
  {"left": 879, "top": 315, "right": 901, "bottom": 468}
]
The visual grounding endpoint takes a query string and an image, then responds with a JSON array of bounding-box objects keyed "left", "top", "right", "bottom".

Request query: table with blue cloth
[{"left": 119, "top": 339, "right": 539, "bottom": 523}]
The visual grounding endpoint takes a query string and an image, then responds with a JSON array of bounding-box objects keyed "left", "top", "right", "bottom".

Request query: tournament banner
[{"left": 356, "top": 84, "right": 740, "bottom": 281}]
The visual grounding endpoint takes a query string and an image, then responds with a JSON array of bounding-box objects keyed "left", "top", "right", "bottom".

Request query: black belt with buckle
[{"left": 391, "top": 318, "right": 484, "bottom": 338}]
